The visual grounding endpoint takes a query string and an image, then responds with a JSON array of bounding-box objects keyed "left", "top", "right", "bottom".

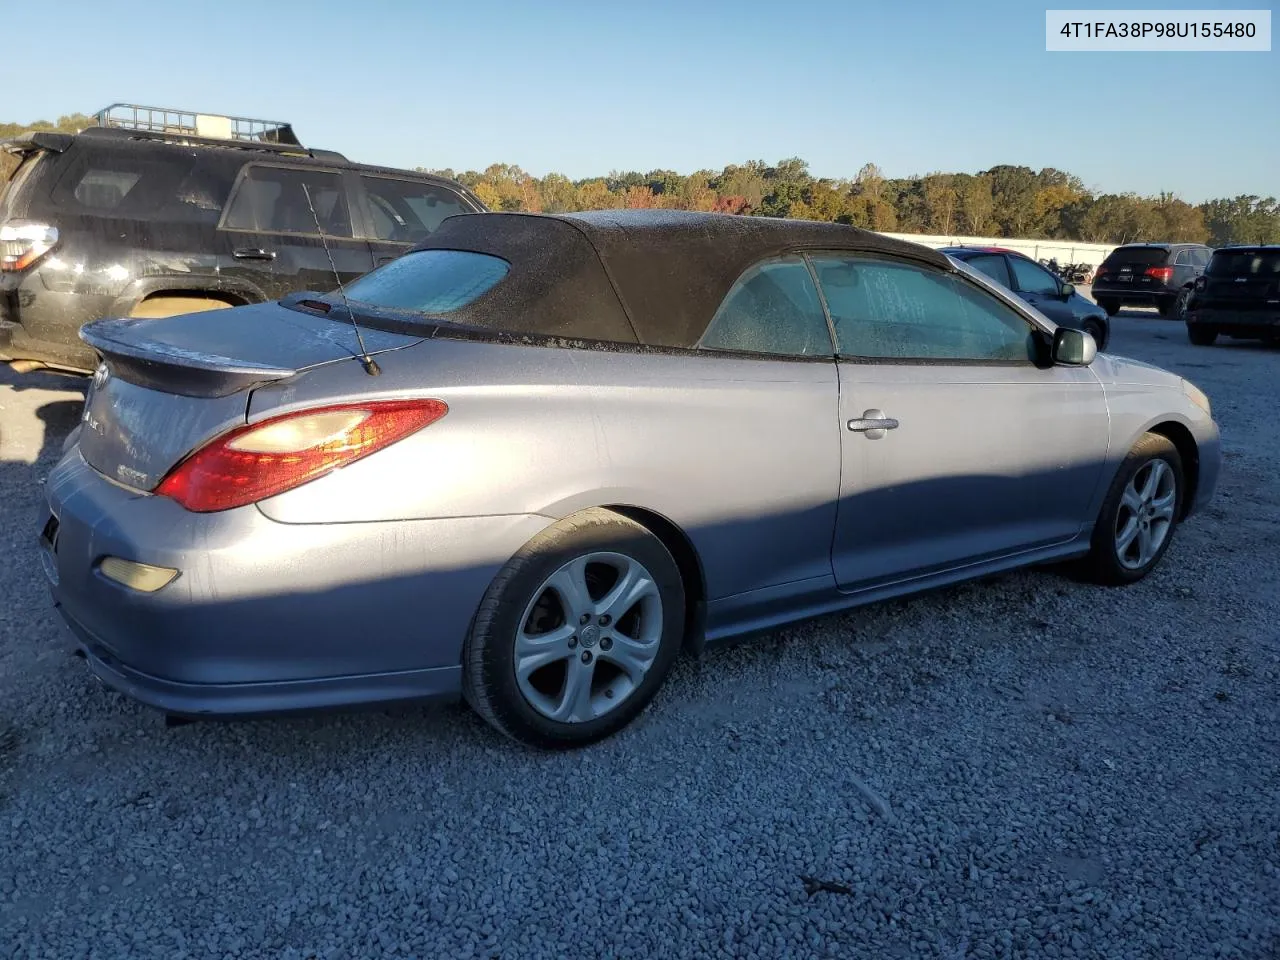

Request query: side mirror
[
  {"left": 1053, "top": 327, "right": 1096, "bottom": 366},
  {"left": 1060, "top": 282, "right": 1076, "bottom": 297}
]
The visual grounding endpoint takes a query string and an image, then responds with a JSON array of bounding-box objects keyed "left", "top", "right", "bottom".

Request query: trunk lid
[{"left": 76, "top": 299, "right": 426, "bottom": 492}]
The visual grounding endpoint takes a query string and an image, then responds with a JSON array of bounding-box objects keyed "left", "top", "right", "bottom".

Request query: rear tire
[
  {"left": 462, "top": 508, "right": 685, "bottom": 748},
  {"left": 1156, "top": 297, "right": 1176, "bottom": 318},
  {"left": 1098, "top": 298, "right": 1120, "bottom": 317},
  {"left": 1187, "top": 325, "right": 1218, "bottom": 346},
  {"left": 128, "top": 296, "right": 234, "bottom": 319},
  {"left": 1077, "top": 433, "right": 1183, "bottom": 586}
]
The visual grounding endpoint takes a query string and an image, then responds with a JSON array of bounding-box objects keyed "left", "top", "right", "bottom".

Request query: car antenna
[{"left": 301, "top": 183, "right": 380, "bottom": 376}]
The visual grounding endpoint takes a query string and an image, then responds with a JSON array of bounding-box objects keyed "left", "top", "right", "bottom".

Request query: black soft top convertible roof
[{"left": 412, "top": 210, "right": 949, "bottom": 349}]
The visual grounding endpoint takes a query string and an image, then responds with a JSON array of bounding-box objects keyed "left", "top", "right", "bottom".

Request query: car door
[
  {"left": 1007, "top": 255, "right": 1076, "bottom": 326},
  {"left": 355, "top": 174, "right": 479, "bottom": 269},
  {"left": 216, "top": 163, "right": 374, "bottom": 299},
  {"left": 808, "top": 253, "right": 1110, "bottom": 590}
]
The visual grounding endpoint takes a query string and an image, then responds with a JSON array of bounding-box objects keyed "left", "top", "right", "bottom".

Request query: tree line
[
  {"left": 427, "top": 160, "right": 1279, "bottom": 247},
  {"left": 4, "top": 114, "right": 1277, "bottom": 247}
]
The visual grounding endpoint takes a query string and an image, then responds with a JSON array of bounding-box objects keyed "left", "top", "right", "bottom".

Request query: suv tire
[
  {"left": 1187, "top": 325, "right": 1218, "bottom": 346},
  {"left": 1098, "top": 299, "right": 1120, "bottom": 317},
  {"left": 1156, "top": 296, "right": 1176, "bottom": 318}
]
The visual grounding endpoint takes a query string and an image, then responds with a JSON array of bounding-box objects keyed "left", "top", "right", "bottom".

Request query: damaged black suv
[{"left": 1, "top": 104, "right": 486, "bottom": 375}]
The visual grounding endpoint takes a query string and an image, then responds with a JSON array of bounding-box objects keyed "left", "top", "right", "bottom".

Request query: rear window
[
  {"left": 0, "top": 151, "right": 47, "bottom": 218},
  {"left": 341, "top": 250, "right": 509, "bottom": 318},
  {"left": 1102, "top": 246, "right": 1170, "bottom": 267},
  {"left": 1206, "top": 250, "right": 1280, "bottom": 277}
]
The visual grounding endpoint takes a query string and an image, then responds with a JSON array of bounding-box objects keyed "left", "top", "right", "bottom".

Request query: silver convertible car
[{"left": 41, "top": 211, "right": 1220, "bottom": 747}]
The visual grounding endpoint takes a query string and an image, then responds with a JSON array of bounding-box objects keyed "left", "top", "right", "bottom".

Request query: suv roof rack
[
  {"left": 94, "top": 103, "right": 301, "bottom": 145},
  {"left": 83, "top": 103, "right": 347, "bottom": 162}
]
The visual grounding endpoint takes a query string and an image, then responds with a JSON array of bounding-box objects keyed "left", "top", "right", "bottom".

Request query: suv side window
[
  {"left": 1194, "top": 248, "right": 1212, "bottom": 267},
  {"left": 222, "top": 165, "right": 353, "bottom": 238},
  {"left": 698, "top": 257, "right": 833, "bottom": 357},
  {"left": 1173, "top": 249, "right": 1191, "bottom": 266},
  {"left": 1008, "top": 256, "right": 1061, "bottom": 296},
  {"left": 360, "top": 176, "right": 470, "bottom": 243},
  {"left": 811, "top": 255, "right": 1035, "bottom": 363}
]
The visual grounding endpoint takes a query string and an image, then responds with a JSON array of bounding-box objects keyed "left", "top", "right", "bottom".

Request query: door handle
[
  {"left": 847, "top": 409, "right": 899, "bottom": 440},
  {"left": 233, "top": 247, "right": 277, "bottom": 261}
]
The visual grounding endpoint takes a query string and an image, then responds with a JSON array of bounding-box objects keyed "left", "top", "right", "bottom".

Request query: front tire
[
  {"left": 1078, "top": 433, "right": 1183, "bottom": 586},
  {"left": 462, "top": 508, "right": 685, "bottom": 748},
  {"left": 1188, "top": 325, "right": 1218, "bottom": 346}
]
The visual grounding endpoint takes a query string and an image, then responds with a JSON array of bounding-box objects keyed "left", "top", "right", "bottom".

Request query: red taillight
[
  {"left": 155, "top": 398, "right": 448, "bottom": 512},
  {"left": 1145, "top": 266, "right": 1174, "bottom": 283}
]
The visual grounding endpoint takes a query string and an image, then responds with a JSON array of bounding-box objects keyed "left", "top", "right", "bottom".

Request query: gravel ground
[{"left": 1, "top": 307, "right": 1277, "bottom": 959}]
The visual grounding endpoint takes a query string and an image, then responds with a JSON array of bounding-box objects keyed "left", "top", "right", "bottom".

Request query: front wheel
[
  {"left": 462, "top": 508, "right": 686, "bottom": 748},
  {"left": 1187, "top": 325, "right": 1218, "bottom": 346},
  {"left": 1077, "top": 433, "right": 1183, "bottom": 586}
]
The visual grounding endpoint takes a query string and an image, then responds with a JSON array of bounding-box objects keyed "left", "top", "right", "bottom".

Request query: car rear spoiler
[
  {"left": 80, "top": 317, "right": 298, "bottom": 398},
  {"left": 0, "top": 132, "right": 75, "bottom": 156}
]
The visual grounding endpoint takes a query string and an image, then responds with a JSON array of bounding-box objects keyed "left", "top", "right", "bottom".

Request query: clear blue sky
[{"left": 2, "top": 0, "right": 1275, "bottom": 202}]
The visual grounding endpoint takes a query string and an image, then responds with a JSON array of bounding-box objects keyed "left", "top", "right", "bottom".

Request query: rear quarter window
[{"left": 50, "top": 147, "right": 190, "bottom": 217}]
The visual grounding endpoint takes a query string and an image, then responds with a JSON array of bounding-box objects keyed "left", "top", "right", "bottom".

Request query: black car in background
[
  {"left": 1185, "top": 245, "right": 1280, "bottom": 346},
  {"left": 940, "top": 246, "right": 1110, "bottom": 349},
  {"left": 1091, "top": 242, "right": 1212, "bottom": 319},
  {"left": 0, "top": 104, "right": 486, "bottom": 375}
]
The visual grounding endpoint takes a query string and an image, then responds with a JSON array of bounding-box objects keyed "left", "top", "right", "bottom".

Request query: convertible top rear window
[{"left": 343, "top": 250, "right": 510, "bottom": 318}]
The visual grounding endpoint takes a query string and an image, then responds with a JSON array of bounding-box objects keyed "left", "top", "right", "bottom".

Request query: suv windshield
[
  {"left": 1206, "top": 249, "right": 1280, "bottom": 277},
  {"left": 340, "top": 249, "right": 509, "bottom": 320},
  {"left": 1102, "top": 246, "right": 1169, "bottom": 267}
]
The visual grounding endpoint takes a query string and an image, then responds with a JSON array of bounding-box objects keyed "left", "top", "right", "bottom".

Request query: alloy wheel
[
  {"left": 1114, "top": 459, "right": 1177, "bottom": 570},
  {"left": 514, "top": 552, "right": 664, "bottom": 723}
]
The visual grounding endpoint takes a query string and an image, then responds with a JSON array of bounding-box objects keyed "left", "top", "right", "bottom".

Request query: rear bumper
[
  {"left": 42, "top": 448, "right": 552, "bottom": 716},
  {"left": 0, "top": 275, "right": 115, "bottom": 372},
  {"left": 0, "top": 319, "right": 98, "bottom": 372},
  {"left": 1188, "top": 309, "right": 1280, "bottom": 339},
  {"left": 1091, "top": 285, "right": 1174, "bottom": 306},
  {"left": 61, "top": 603, "right": 465, "bottom": 718}
]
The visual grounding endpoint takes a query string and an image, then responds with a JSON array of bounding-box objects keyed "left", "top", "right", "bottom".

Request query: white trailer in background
[{"left": 883, "top": 232, "right": 1118, "bottom": 277}]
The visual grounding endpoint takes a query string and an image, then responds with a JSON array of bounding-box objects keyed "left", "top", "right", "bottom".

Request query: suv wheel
[
  {"left": 1155, "top": 296, "right": 1176, "bottom": 318},
  {"left": 128, "top": 296, "right": 235, "bottom": 319},
  {"left": 1174, "top": 287, "right": 1193, "bottom": 320},
  {"left": 1098, "top": 298, "right": 1120, "bottom": 317},
  {"left": 1187, "top": 325, "right": 1218, "bottom": 346}
]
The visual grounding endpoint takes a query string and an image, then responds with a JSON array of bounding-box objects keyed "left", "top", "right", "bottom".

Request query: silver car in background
[{"left": 40, "top": 211, "right": 1221, "bottom": 747}]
